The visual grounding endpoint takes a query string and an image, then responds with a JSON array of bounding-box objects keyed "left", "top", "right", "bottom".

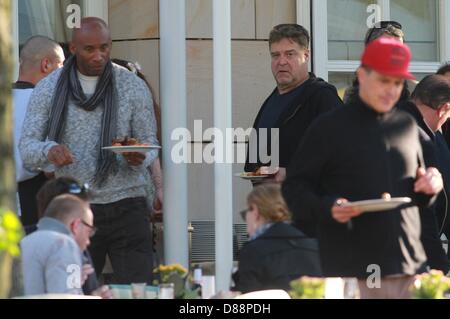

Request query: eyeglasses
[
  {"left": 68, "top": 183, "right": 90, "bottom": 195},
  {"left": 365, "top": 21, "right": 403, "bottom": 45},
  {"left": 81, "top": 220, "right": 97, "bottom": 237}
]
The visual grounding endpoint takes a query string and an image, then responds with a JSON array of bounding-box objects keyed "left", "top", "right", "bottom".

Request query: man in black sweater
[
  {"left": 399, "top": 75, "right": 450, "bottom": 269},
  {"left": 245, "top": 24, "right": 342, "bottom": 185},
  {"left": 282, "top": 38, "right": 443, "bottom": 298}
]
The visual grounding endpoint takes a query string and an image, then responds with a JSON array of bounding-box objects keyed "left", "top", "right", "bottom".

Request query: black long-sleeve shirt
[
  {"left": 283, "top": 96, "right": 432, "bottom": 278},
  {"left": 399, "top": 101, "right": 450, "bottom": 272}
]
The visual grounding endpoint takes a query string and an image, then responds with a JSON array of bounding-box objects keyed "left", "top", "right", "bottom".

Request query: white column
[
  {"left": 312, "top": 0, "right": 328, "bottom": 80},
  {"left": 213, "top": 0, "right": 233, "bottom": 292},
  {"left": 439, "top": 0, "right": 450, "bottom": 62},
  {"left": 296, "top": 0, "right": 311, "bottom": 31},
  {"left": 160, "top": 0, "right": 189, "bottom": 268},
  {"left": 297, "top": 0, "right": 312, "bottom": 71},
  {"left": 12, "top": 0, "right": 19, "bottom": 81}
]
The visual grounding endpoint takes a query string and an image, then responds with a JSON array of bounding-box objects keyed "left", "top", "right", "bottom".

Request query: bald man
[
  {"left": 19, "top": 18, "right": 159, "bottom": 284},
  {"left": 13, "top": 35, "right": 65, "bottom": 233},
  {"left": 21, "top": 194, "right": 89, "bottom": 295}
]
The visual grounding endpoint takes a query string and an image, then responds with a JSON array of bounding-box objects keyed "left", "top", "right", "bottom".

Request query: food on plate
[
  {"left": 112, "top": 136, "right": 149, "bottom": 147},
  {"left": 241, "top": 168, "right": 265, "bottom": 177}
]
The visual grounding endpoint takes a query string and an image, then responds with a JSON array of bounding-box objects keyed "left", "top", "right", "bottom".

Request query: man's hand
[
  {"left": 81, "top": 264, "right": 95, "bottom": 284},
  {"left": 152, "top": 187, "right": 163, "bottom": 215},
  {"left": 258, "top": 167, "right": 287, "bottom": 183},
  {"left": 414, "top": 167, "right": 443, "bottom": 195},
  {"left": 47, "top": 145, "right": 74, "bottom": 167},
  {"left": 331, "top": 198, "right": 362, "bottom": 223},
  {"left": 123, "top": 152, "right": 146, "bottom": 166}
]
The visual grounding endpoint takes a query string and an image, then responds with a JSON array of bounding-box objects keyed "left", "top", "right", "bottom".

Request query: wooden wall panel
[
  {"left": 187, "top": 0, "right": 256, "bottom": 39},
  {"left": 109, "top": 0, "right": 159, "bottom": 40},
  {"left": 187, "top": 40, "right": 274, "bottom": 134},
  {"left": 111, "top": 39, "right": 160, "bottom": 102},
  {"left": 256, "top": 0, "right": 296, "bottom": 39}
]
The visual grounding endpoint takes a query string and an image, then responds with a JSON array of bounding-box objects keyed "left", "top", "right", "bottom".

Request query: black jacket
[
  {"left": 399, "top": 101, "right": 450, "bottom": 269},
  {"left": 282, "top": 97, "right": 434, "bottom": 278},
  {"left": 245, "top": 74, "right": 342, "bottom": 172},
  {"left": 232, "top": 222, "right": 322, "bottom": 293}
]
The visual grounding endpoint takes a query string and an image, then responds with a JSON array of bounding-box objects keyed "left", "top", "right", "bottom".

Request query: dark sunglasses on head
[
  {"left": 365, "top": 21, "right": 403, "bottom": 45},
  {"left": 68, "top": 183, "right": 90, "bottom": 195},
  {"left": 374, "top": 21, "right": 402, "bottom": 29}
]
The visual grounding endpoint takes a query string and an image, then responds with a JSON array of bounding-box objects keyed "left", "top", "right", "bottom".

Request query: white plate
[
  {"left": 102, "top": 145, "right": 161, "bottom": 154},
  {"left": 234, "top": 173, "right": 270, "bottom": 180},
  {"left": 341, "top": 197, "right": 412, "bottom": 213}
]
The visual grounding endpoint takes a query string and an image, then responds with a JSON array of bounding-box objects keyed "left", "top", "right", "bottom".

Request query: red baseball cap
[{"left": 361, "top": 37, "right": 415, "bottom": 80}]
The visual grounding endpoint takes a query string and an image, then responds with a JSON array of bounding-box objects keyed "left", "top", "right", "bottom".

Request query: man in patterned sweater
[{"left": 19, "top": 17, "right": 159, "bottom": 284}]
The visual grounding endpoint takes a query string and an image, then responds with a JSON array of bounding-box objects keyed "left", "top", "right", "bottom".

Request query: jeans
[{"left": 89, "top": 197, "right": 153, "bottom": 284}]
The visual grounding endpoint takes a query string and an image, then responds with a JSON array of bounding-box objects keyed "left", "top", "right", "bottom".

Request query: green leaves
[
  {"left": 0, "top": 208, "right": 23, "bottom": 298},
  {"left": 0, "top": 209, "right": 24, "bottom": 257},
  {"left": 289, "top": 276, "right": 325, "bottom": 299},
  {"left": 411, "top": 270, "right": 450, "bottom": 299}
]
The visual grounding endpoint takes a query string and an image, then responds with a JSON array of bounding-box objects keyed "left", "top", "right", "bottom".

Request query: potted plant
[
  {"left": 153, "top": 263, "right": 201, "bottom": 299},
  {"left": 411, "top": 270, "right": 450, "bottom": 299},
  {"left": 289, "top": 276, "right": 326, "bottom": 299}
]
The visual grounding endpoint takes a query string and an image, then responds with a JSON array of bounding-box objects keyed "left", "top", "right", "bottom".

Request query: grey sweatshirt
[{"left": 19, "top": 64, "right": 159, "bottom": 204}]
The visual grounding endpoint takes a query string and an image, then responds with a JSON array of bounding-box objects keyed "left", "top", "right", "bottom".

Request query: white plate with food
[
  {"left": 102, "top": 145, "right": 161, "bottom": 154},
  {"left": 234, "top": 172, "right": 270, "bottom": 180},
  {"left": 341, "top": 197, "right": 412, "bottom": 213}
]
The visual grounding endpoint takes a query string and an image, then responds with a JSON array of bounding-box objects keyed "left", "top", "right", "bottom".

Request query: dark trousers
[
  {"left": 18, "top": 172, "right": 48, "bottom": 232},
  {"left": 89, "top": 197, "right": 153, "bottom": 284}
]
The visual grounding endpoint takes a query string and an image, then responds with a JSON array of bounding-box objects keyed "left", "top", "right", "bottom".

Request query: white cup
[
  {"left": 201, "top": 276, "right": 216, "bottom": 299},
  {"left": 325, "top": 278, "right": 345, "bottom": 299},
  {"left": 131, "top": 283, "right": 147, "bottom": 299},
  {"left": 158, "top": 283, "right": 175, "bottom": 299}
]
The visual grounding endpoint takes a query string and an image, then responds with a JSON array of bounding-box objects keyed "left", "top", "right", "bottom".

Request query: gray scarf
[{"left": 47, "top": 56, "right": 118, "bottom": 186}]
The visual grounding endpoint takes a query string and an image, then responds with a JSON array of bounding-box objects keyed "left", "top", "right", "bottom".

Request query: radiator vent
[{"left": 189, "top": 220, "right": 249, "bottom": 263}]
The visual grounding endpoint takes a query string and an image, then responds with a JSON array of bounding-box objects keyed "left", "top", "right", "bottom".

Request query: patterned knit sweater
[{"left": 19, "top": 64, "right": 159, "bottom": 204}]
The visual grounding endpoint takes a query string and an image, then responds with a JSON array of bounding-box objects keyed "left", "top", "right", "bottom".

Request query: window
[
  {"left": 12, "top": 0, "right": 108, "bottom": 78},
  {"left": 310, "top": 0, "right": 450, "bottom": 95},
  {"left": 391, "top": 0, "right": 439, "bottom": 62},
  {"left": 18, "top": 0, "right": 84, "bottom": 46},
  {"left": 328, "top": 0, "right": 372, "bottom": 61}
]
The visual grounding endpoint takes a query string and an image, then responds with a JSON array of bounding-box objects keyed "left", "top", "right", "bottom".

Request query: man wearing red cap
[{"left": 283, "top": 38, "right": 443, "bottom": 298}]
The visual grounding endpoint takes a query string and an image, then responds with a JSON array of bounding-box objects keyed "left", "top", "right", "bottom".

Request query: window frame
[{"left": 306, "top": 0, "right": 450, "bottom": 81}]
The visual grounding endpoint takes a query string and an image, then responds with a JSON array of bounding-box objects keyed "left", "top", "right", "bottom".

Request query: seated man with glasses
[
  {"left": 35, "top": 177, "right": 111, "bottom": 298},
  {"left": 21, "top": 194, "right": 91, "bottom": 295}
]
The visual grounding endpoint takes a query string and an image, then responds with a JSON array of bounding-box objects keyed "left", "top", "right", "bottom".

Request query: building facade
[{"left": 12, "top": 0, "right": 450, "bottom": 225}]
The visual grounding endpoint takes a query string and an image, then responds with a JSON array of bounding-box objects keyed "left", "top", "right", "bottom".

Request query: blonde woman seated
[{"left": 232, "top": 184, "right": 322, "bottom": 293}]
